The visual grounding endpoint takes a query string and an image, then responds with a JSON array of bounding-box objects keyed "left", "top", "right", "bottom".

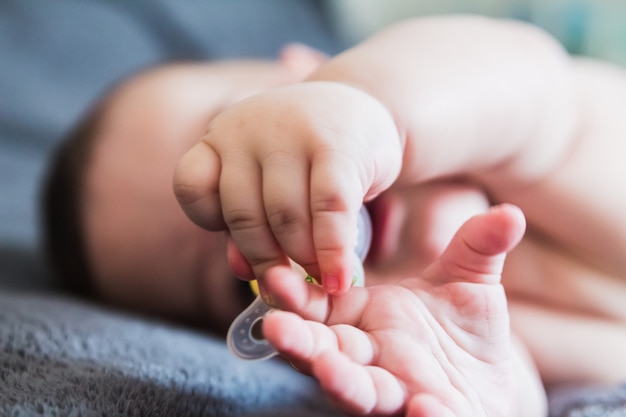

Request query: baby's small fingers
[
  {"left": 261, "top": 265, "right": 330, "bottom": 322},
  {"left": 457, "top": 203, "right": 526, "bottom": 257},
  {"left": 263, "top": 312, "right": 377, "bottom": 380},
  {"left": 313, "top": 350, "right": 406, "bottom": 416},
  {"left": 310, "top": 155, "right": 364, "bottom": 295},
  {"left": 262, "top": 310, "right": 339, "bottom": 365},
  {"left": 220, "top": 157, "right": 289, "bottom": 278},
  {"left": 406, "top": 394, "right": 456, "bottom": 417},
  {"left": 330, "top": 324, "right": 376, "bottom": 365},
  {"left": 424, "top": 204, "right": 526, "bottom": 286},
  {"left": 262, "top": 154, "right": 318, "bottom": 275},
  {"left": 173, "top": 141, "right": 225, "bottom": 230},
  {"left": 262, "top": 265, "right": 373, "bottom": 326}
]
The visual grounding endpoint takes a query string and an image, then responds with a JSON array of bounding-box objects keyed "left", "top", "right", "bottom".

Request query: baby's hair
[{"left": 41, "top": 96, "right": 111, "bottom": 297}]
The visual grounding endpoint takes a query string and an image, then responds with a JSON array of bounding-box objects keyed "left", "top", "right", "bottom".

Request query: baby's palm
[{"left": 263, "top": 204, "right": 524, "bottom": 416}]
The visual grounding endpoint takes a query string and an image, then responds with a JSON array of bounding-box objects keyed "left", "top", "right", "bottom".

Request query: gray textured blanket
[
  {"left": 549, "top": 383, "right": 626, "bottom": 417},
  {"left": 2, "top": 290, "right": 625, "bottom": 416},
  {"left": 0, "top": 291, "right": 345, "bottom": 417}
]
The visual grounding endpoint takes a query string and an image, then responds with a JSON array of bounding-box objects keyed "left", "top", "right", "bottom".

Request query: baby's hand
[
  {"left": 262, "top": 204, "right": 526, "bottom": 416},
  {"left": 174, "top": 82, "right": 401, "bottom": 294}
]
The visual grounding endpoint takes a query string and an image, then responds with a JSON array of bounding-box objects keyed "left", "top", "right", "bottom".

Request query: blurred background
[
  {"left": 329, "top": 0, "right": 626, "bottom": 66},
  {"left": 0, "top": 0, "right": 624, "bottom": 289}
]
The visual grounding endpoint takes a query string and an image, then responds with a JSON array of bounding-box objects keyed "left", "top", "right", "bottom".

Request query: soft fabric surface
[
  {"left": 1, "top": 291, "right": 625, "bottom": 417},
  {"left": 548, "top": 383, "right": 626, "bottom": 417},
  {"left": 0, "top": 291, "right": 346, "bottom": 417}
]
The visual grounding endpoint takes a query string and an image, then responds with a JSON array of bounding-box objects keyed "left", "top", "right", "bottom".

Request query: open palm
[{"left": 262, "top": 204, "right": 525, "bottom": 416}]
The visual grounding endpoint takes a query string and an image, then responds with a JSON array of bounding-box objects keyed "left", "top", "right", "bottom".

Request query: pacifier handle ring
[{"left": 226, "top": 296, "right": 276, "bottom": 361}]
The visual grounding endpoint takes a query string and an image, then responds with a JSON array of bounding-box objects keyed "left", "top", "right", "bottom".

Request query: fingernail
[{"left": 324, "top": 274, "right": 339, "bottom": 294}]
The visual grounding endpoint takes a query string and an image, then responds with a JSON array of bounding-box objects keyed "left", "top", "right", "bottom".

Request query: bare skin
[
  {"left": 174, "top": 16, "right": 580, "bottom": 294},
  {"left": 83, "top": 49, "right": 328, "bottom": 328},
  {"left": 171, "top": 16, "right": 626, "bottom": 416},
  {"left": 263, "top": 204, "right": 525, "bottom": 416},
  {"left": 77, "top": 16, "right": 626, "bottom": 417}
]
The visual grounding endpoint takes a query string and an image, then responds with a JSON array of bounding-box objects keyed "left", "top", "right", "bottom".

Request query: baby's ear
[{"left": 279, "top": 43, "right": 329, "bottom": 80}]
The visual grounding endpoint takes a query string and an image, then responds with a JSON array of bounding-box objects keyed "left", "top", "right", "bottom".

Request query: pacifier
[{"left": 226, "top": 206, "right": 372, "bottom": 361}]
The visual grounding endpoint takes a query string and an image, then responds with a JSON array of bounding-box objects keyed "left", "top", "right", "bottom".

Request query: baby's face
[
  {"left": 81, "top": 49, "right": 491, "bottom": 332},
  {"left": 83, "top": 59, "right": 310, "bottom": 330}
]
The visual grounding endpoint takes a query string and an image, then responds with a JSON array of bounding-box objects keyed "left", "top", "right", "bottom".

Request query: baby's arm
[
  {"left": 308, "top": 15, "right": 577, "bottom": 186},
  {"left": 174, "top": 16, "right": 579, "bottom": 293},
  {"left": 493, "top": 59, "right": 626, "bottom": 276},
  {"left": 315, "top": 16, "right": 626, "bottom": 275}
]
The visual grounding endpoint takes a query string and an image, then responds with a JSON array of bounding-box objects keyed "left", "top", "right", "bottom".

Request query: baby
[{"left": 43, "top": 15, "right": 626, "bottom": 416}]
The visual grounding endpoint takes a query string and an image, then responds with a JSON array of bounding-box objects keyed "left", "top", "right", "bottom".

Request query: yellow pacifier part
[{"left": 249, "top": 279, "right": 260, "bottom": 297}]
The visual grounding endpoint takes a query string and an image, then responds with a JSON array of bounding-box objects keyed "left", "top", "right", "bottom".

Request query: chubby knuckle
[
  {"left": 172, "top": 181, "right": 204, "bottom": 206},
  {"left": 315, "top": 240, "right": 344, "bottom": 255},
  {"left": 247, "top": 253, "right": 280, "bottom": 270},
  {"left": 267, "top": 208, "right": 302, "bottom": 237},
  {"left": 315, "top": 246, "right": 345, "bottom": 265},
  {"left": 312, "top": 190, "right": 349, "bottom": 214},
  {"left": 262, "top": 147, "right": 301, "bottom": 164},
  {"left": 223, "top": 208, "right": 264, "bottom": 232}
]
